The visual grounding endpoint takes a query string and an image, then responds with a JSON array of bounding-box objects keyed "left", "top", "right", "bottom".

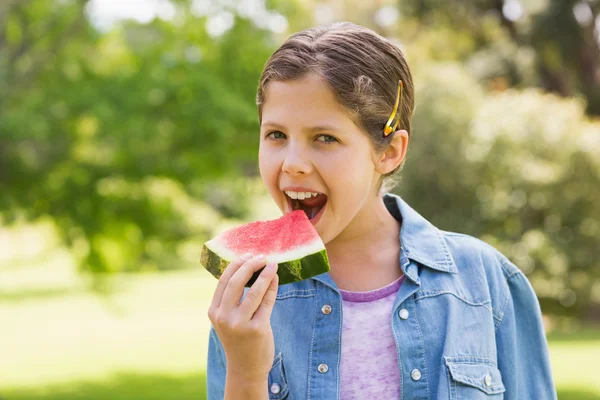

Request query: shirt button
[
  {"left": 318, "top": 363, "right": 329, "bottom": 373},
  {"left": 270, "top": 383, "right": 281, "bottom": 394},
  {"left": 411, "top": 368, "right": 422, "bottom": 381},
  {"left": 484, "top": 374, "right": 492, "bottom": 387},
  {"left": 398, "top": 309, "right": 409, "bottom": 320},
  {"left": 321, "top": 304, "right": 332, "bottom": 315}
]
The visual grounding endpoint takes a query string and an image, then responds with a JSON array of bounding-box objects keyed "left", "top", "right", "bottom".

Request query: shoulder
[
  {"left": 386, "top": 193, "right": 522, "bottom": 283},
  {"left": 440, "top": 229, "right": 522, "bottom": 281},
  {"left": 436, "top": 229, "right": 530, "bottom": 326}
]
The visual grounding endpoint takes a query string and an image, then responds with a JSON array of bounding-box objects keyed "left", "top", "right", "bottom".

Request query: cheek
[
  {"left": 320, "top": 151, "right": 373, "bottom": 188},
  {"left": 258, "top": 147, "right": 280, "bottom": 188},
  {"left": 258, "top": 145, "right": 271, "bottom": 173}
]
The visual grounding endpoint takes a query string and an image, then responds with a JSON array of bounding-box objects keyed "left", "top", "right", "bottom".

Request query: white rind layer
[{"left": 204, "top": 235, "right": 325, "bottom": 263}]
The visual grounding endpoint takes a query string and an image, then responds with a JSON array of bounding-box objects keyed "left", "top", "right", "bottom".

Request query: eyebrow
[{"left": 261, "top": 121, "right": 340, "bottom": 133}]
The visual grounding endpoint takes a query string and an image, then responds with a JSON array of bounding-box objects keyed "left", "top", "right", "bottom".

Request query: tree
[
  {"left": 0, "top": 0, "right": 277, "bottom": 274},
  {"left": 396, "top": 0, "right": 600, "bottom": 115}
]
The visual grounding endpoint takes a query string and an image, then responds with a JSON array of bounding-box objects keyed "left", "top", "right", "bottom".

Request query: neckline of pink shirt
[{"left": 338, "top": 274, "right": 405, "bottom": 303}]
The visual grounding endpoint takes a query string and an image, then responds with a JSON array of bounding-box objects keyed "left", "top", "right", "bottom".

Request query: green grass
[
  {"left": 1, "top": 267, "right": 599, "bottom": 399},
  {"left": 0, "top": 267, "right": 217, "bottom": 399},
  {"left": 549, "top": 328, "right": 600, "bottom": 400},
  {"left": 2, "top": 372, "right": 206, "bottom": 400}
]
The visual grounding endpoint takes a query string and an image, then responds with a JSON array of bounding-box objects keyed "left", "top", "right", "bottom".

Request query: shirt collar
[{"left": 383, "top": 193, "right": 457, "bottom": 274}]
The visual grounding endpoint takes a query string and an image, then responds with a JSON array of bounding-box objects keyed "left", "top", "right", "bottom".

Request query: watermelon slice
[{"left": 200, "top": 210, "right": 330, "bottom": 287}]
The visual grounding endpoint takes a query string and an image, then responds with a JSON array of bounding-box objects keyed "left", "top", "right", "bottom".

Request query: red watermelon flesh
[{"left": 200, "top": 210, "right": 330, "bottom": 286}]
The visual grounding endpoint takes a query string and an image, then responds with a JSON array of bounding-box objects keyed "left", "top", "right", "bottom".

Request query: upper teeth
[{"left": 285, "top": 191, "right": 321, "bottom": 200}]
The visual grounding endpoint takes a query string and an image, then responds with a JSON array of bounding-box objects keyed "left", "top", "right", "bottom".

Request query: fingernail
[
  {"left": 240, "top": 252, "right": 253, "bottom": 260},
  {"left": 266, "top": 262, "right": 277, "bottom": 270}
]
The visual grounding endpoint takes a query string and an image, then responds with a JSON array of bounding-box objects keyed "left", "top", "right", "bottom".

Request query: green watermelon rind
[{"left": 200, "top": 243, "right": 330, "bottom": 287}]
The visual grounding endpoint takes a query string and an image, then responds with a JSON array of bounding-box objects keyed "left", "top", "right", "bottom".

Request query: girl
[{"left": 207, "top": 22, "right": 556, "bottom": 399}]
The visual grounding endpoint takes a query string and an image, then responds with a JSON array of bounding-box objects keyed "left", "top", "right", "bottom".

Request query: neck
[{"left": 324, "top": 195, "right": 402, "bottom": 290}]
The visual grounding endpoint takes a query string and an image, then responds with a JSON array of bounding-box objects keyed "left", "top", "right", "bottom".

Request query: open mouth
[{"left": 286, "top": 193, "right": 327, "bottom": 221}]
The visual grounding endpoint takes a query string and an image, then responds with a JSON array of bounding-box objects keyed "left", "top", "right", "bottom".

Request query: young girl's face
[{"left": 259, "top": 74, "right": 383, "bottom": 244}]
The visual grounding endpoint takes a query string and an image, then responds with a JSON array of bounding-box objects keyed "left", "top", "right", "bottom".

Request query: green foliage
[
  {"left": 398, "top": 0, "right": 600, "bottom": 115},
  {"left": 0, "top": 0, "right": 276, "bottom": 274}
]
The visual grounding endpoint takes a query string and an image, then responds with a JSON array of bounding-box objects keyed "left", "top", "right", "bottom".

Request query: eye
[
  {"left": 265, "top": 131, "right": 286, "bottom": 140},
  {"left": 316, "top": 134, "right": 338, "bottom": 143}
]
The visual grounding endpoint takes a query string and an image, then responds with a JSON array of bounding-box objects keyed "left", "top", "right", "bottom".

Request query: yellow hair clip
[{"left": 383, "top": 80, "right": 403, "bottom": 137}]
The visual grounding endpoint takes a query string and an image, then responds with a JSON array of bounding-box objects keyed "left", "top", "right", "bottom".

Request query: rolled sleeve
[
  {"left": 495, "top": 261, "right": 557, "bottom": 399},
  {"left": 207, "top": 326, "right": 227, "bottom": 400}
]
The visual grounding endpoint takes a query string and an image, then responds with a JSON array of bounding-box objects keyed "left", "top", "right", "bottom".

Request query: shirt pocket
[
  {"left": 268, "top": 352, "right": 289, "bottom": 399},
  {"left": 444, "top": 356, "right": 505, "bottom": 399}
]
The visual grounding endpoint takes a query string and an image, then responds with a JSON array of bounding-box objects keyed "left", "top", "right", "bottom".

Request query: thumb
[{"left": 252, "top": 270, "right": 279, "bottom": 323}]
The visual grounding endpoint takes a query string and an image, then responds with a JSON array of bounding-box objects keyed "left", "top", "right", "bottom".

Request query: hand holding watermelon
[
  {"left": 207, "top": 253, "right": 280, "bottom": 385},
  {"left": 200, "top": 210, "right": 330, "bottom": 287}
]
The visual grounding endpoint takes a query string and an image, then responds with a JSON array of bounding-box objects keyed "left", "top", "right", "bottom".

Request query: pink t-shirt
[{"left": 339, "top": 275, "right": 405, "bottom": 399}]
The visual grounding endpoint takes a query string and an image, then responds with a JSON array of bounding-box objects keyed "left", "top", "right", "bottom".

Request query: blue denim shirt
[{"left": 207, "top": 193, "right": 557, "bottom": 399}]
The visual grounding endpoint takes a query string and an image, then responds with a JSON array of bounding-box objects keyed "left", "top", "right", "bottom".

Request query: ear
[{"left": 375, "top": 129, "right": 409, "bottom": 175}]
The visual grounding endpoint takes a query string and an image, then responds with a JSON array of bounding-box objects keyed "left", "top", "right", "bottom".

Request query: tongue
[
  {"left": 297, "top": 195, "right": 327, "bottom": 220},
  {"left": 299, "top": 195, "right": 327, "bottom": 208}
]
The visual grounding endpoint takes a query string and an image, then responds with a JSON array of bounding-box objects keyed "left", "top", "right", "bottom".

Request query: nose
[{"left": 281, "top": 143, "right": 312, "bottom": 176}]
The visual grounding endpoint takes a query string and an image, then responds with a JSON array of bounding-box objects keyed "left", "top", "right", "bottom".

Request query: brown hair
[{"left": 256, "top": 22, "right": 415, "bottom": 193}]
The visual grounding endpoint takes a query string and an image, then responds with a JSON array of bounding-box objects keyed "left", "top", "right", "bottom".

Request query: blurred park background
[{"left": 1, "top": 0, "right": 599, "bottom": 398}]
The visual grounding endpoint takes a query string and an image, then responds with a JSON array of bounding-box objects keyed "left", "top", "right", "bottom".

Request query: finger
[
  {"left": 220, "top": 256, "right": 269, "bottom": 310},
  {"left": 209, "top": 252, "right": 253, "bottom": 312},
  {"left": 252, "top": 271, "right": 279, "bottom": 323},
  {"left": 238, "top": 262, "right": 279, "bottom": 318}
]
